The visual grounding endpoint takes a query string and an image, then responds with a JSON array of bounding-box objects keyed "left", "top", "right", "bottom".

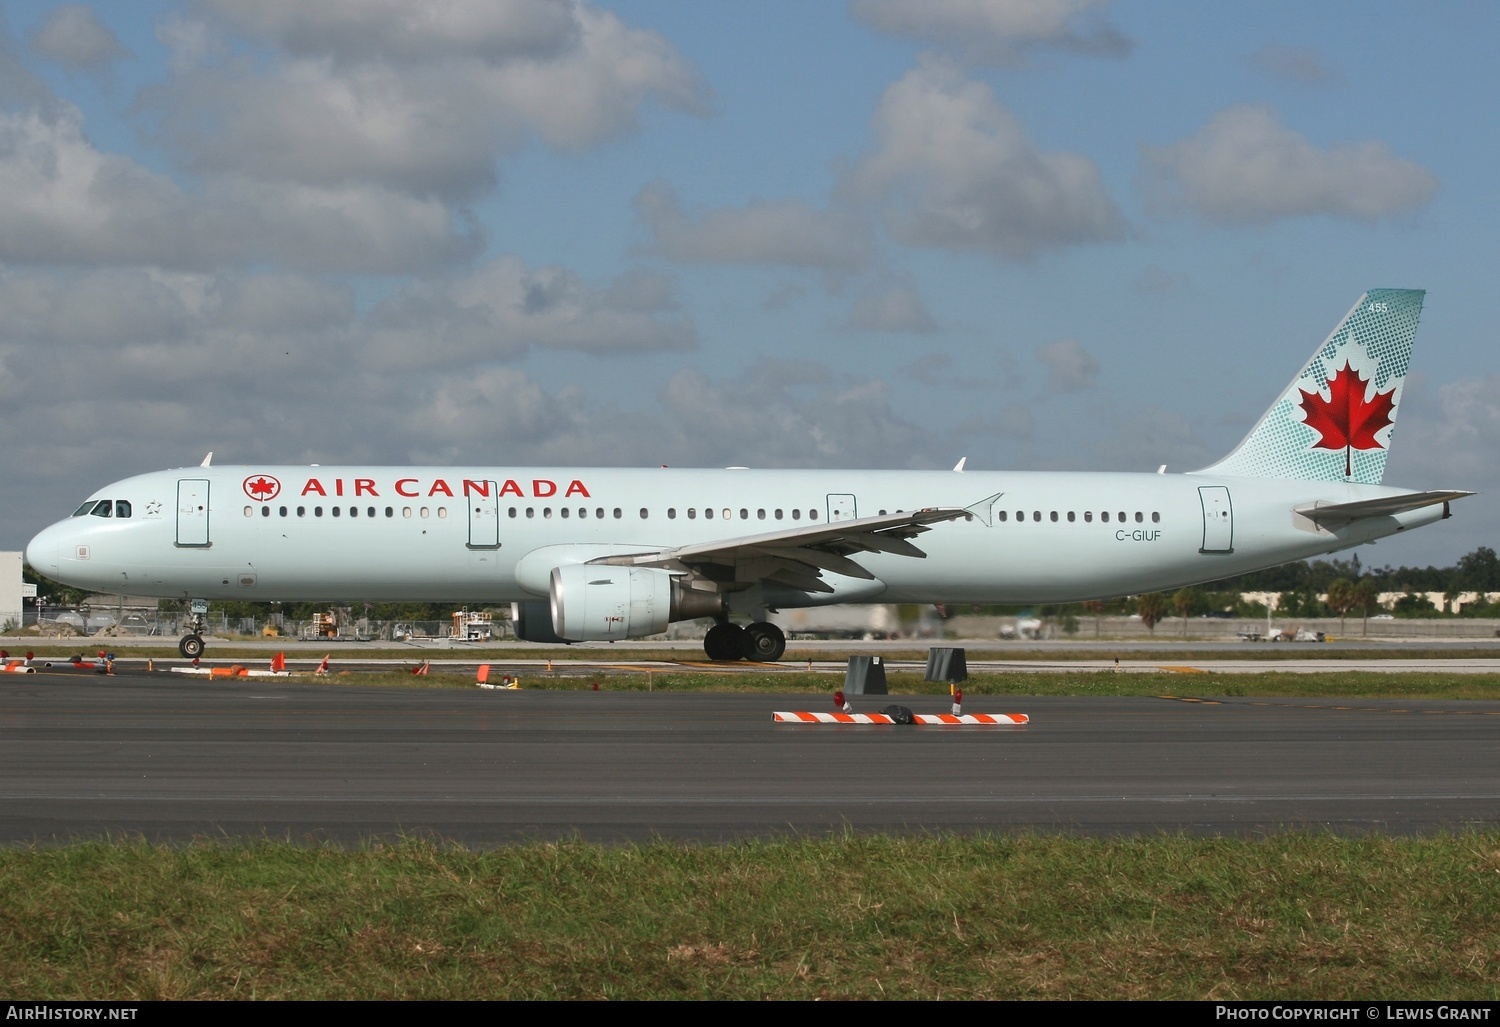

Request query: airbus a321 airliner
[{"left": 26, "top": 290, "right": 1470, "bottom": 661}]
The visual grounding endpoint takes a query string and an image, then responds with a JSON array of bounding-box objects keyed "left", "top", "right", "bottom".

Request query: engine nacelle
[
  {"left": 548, "top": 564, "right": 722, "bottom": 641},
  {"left": 511, "top": 600, "right": 567, "bottom": 643}
]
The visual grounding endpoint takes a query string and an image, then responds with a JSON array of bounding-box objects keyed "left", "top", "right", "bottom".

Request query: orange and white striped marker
[{"left": 773, "top": 711, "right": 1028, "bottom": 725}]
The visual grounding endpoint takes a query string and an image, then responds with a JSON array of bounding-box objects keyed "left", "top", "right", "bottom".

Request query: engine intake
[{"left": 542, "top": 564, "right": 722, "bottom": 642}]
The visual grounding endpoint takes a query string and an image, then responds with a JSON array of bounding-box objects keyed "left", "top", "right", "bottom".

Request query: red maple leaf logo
[
  {"left": 243, "top": 475, "right": 281, "bottom": 502},
  {"left": 1298, "top": 362, "right": 1396, "bottom": 477}
]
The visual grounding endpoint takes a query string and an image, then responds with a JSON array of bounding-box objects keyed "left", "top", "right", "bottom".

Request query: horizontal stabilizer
[{"left": 1295, "top": 490, "right": 1473, "bottom": 528}]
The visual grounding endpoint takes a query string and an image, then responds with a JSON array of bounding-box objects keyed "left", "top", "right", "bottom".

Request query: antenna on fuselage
[
  {"left": 200, "top": 452, "right": 213, "bottom": 467},
  {"left": 952, "top": 457, "right": 966, "bottom": 472}
]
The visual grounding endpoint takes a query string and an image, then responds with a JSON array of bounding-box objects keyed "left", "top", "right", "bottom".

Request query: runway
[{"left": 4, "top": 670, "right": 1500, "bottom": 845}]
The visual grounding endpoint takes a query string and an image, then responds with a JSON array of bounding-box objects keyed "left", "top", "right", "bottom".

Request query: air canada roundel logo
[{"left": 243, "top": 474, "right": 281, "bottom": 502}]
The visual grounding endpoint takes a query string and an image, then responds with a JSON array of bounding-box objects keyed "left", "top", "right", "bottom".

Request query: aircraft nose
[{"left": 25, "top": 525, "right": 59, "bottom": 576}]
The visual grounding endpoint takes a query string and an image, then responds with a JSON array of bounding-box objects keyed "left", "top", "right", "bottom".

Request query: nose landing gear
[{"left": 178, "top": 600, "right": 207, "bottom": 658}]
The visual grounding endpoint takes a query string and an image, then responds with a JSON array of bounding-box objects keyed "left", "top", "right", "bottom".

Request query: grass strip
[
  {"left": 2, "top": 833, "right": 1498, "bottom": 1000},
  {"left": 266, "top": 668, "right": 1500, "bottom": 701},
  {"left": 12, "top": 644, "right": 1500, "bottom": 663}
]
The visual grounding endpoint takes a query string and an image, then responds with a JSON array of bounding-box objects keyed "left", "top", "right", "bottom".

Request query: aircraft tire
[
  {"left": 178, "top": 634, "right": 205, "bottom": 659},
  {"left": 742, "top": 622, "right": 786, "bottom": 662},
  {"left": 703, "top": 623, "right": 745, "bottom": 661}
]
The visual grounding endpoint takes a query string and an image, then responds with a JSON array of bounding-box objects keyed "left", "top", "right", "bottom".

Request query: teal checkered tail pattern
[{"left": 1196, "top": 289, "right": 1424, "bottom": 485}]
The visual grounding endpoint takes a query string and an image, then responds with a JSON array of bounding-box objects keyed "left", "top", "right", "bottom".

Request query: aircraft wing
[
  {"left": 593, "top": 507, "right": 970, "bottom": 594},
  {"left": 1296, "top": 490, "right": 1474, "bottom": 528}
]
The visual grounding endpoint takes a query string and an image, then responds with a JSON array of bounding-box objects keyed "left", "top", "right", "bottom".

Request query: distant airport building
[{"left": 0, "top": 551, "right": 23, "bottom": 628}]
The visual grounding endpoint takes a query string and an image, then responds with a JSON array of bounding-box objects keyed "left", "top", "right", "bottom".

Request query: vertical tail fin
[{"left": 1195, "top": 289, "right": 1424, "bottom": 484}]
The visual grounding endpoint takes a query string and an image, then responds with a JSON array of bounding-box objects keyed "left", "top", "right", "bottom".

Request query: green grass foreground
[{"left": 4, "top": 834, "right": 1499, "bottom": 999}]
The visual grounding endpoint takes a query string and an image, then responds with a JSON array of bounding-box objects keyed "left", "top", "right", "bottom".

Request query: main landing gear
[{"left": 702, "top": 620, "right": 786, "bottom": 662}]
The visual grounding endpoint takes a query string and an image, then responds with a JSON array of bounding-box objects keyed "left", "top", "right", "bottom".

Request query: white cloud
[
  {"left": 396, "top": 361, "right": 939, "bottom": 469},
  {"left": 148, "top": 2, "right": 707, "bottom": 202},
  {"left": 1143, "top": 105, "right": 1439, "bottom": 225},
  {"left": 1035, "top": 338, "right": 1099, "bottom": 391},
  {"left": 635, "top": 183, "right": 868, "bottom": 270},
  {"left": 1246, "top": 44, "right": 1343, "bottom": 88},
  {"left": 30, "top": 5, "right": 129, "bottom": 70},
  {"left": 1397, "top": 375, "right": 1500, "bottom": 487},
  {"left": 850, "top": 0, "right": 1130, "bottom": 66},
  {"left": 903, "top": 351, "right": 1020, "bottom": 390},
  {"left": 1093, "top": 407, "right": 1216, "bottom": 472},
  {"left": 0, "top": 105, "right": 477, "bottom": 272},
  {"left": 845, "top": 274, "right": 938, "bottom": 333},
  {"left": 854, "top": 58, "right": 1127, "bottom": 259},
  {"left": 155, "top": 14, "right": 225, "bottom": 74},
  {"left": 199, "top": 0, "right": 580, "bottom": 64},
  {"left": 365, "top": 255, "right": 696, "bottom": 369},
  {"left": 956, "top": 405, "right": 1034, "bottom": 441}
]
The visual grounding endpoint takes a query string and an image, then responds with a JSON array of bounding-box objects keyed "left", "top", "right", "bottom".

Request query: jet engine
[
  {"left": 530, "top": 564, "right": 722, "bottom": 642},
  {"left": 510, "top": 600, "right": 567, "bottom": 644}
]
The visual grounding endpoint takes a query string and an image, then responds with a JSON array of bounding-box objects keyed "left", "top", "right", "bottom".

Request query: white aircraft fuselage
[
  {"left": 22, "top": 289, "right": 1472, "bottom": 660},
  {"left": 25, "top": 465, "right": 1445, "bottom": 606}
]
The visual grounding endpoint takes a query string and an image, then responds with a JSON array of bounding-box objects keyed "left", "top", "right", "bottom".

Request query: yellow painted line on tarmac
[{"left": 1159, "top": 666, "right": 1208, "bottom": 674}]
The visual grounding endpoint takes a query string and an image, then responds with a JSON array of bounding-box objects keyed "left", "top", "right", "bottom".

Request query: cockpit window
[
  {"left": 90, "top": 500, "right": 112, "bottom": 518},
  {"left": 73, "top": 502, "right": 94, "bottom": 517},
  {"left": 115, "top": 500, "right": 131, "bottom": 518}
]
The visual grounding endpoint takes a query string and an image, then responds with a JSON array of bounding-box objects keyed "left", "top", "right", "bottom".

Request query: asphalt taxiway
[{"left": 3, "top": 668, "right": 1499, "bottom": 845}]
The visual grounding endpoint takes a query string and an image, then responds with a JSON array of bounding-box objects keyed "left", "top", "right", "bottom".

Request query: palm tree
[
  {"left": 1137, "top": 593, "right": 1167, "bottom": 635},
  {"left": 1353, "top": 578, "right": 1382, "bottom": 635},
  {"left": 1172, "top": 587, "right": 1201, "bottom": 636},
  {"left": 1325, "top": 577, "right": 1355, "bottom": 635},
  {"left": 1083, "top": 599, "right": 1106, "bottom": 638}
]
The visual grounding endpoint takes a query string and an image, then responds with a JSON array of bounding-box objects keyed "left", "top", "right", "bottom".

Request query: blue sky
[{"left": 3, "top": 0, "right": 1497, "bottom": 570}]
